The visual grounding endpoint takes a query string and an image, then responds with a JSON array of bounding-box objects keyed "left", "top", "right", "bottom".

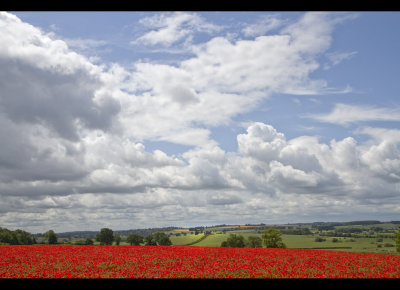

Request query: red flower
[{"left": 0, "top": 245, "right": 399, "bottom": 278}]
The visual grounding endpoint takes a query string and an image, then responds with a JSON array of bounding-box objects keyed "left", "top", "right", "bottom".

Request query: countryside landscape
[
  {"left": 2, "top": 11, "right": 400, "bottom": 278},
  {"left": 12, "top": 220, "right": 400, "bottom": 255},
  {"left": 1, "top": 220, "right": 400, "bottom": 278}
]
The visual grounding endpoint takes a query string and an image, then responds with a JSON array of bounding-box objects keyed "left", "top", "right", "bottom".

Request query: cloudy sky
[{"left": 1, "top": 11, "right": 400, "bottom": 233}]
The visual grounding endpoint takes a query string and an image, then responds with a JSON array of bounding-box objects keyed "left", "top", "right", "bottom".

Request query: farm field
[
  {"left": 170, "top": 233, "right": 398, "bottom": 254},
  {"left": 46, "top": 221, "right": 400, "bottom": 255},
  {"left": 1, "top": 245, "right": 400, "bottom": 278},
  {"left": 166, "top": 222, "right": 400, "bottom": 255}
]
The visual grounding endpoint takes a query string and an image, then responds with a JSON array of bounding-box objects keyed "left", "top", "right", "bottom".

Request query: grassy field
[
  {"left": 169, "top": 233, "right": 206, "bottom": 246},
  {"left": 56, "top": 233, "right": 396, "bottom": 255},
  {"left": 168, "top": 232, "right": 397, "bottom": 254},
  {"left": 48, "top": 221, "right": 399, "bottom": 255},
  {"left": 166, "top": 223, "right": 399, "bottom": 255}
]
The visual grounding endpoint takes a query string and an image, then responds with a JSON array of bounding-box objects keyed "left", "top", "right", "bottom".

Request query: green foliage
[
  {"left": 153, "top": 232, "right": 172, "bottom": 246},
  {"left": 114, "top": 234, "right": 121, "bottom": 245},
  {"left": 262, "top": 228, "right": 286, "bottom": 248},
  {"left": 246, "top": 236, "right": 262, "bottom": 248},
  {"left": 395, "top": 226, "right": 400, "bottom": 253},
  {"left": 45, "top": 230, "right": 58, "bottom": 245},
  {"left": 127, "top": 234, "right": 144, "bottom": 245},
  {"left": 96, "top": 228, "right": 114, "bottom": 245},
  {"left": 0, "top": 227, "right": 35, "bottom": 245},
  {"left": 84, "top": 238, "right": 94, "bottom": 245},
  {"left": 143, "top": 232, "right": 172, "bottom": 246},
  {"left": 144, "top": 234, "right": 157, "bottom": 246},
  {"left": 220, "top": 234, "right": 246, "bottom": 248}
]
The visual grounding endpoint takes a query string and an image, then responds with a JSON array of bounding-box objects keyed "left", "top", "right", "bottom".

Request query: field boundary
[{"left": 183, "top": 233, "right": 211, "bottom": 246}]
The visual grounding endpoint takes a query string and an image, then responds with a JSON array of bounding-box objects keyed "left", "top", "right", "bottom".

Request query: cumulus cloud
[
  {"left": 2, "top": 120, "right": 400, "bottom": 231},
  {"left": 233, "top": 122, "right": 400, "bottom": 204},
  {"left": 0, "top": 12, "right": 120, "bottom": 142},
  {"left": 1, "top": 12, "right": 399, "bottom": 233},
  {"left": 122, "top": 12, "right": 351, "bottom": 146}
]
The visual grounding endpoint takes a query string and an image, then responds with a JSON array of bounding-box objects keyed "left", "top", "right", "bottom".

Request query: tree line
[
  {"left": 220, "top": 228, "right": 287, "bottom": 248},
  {"left": 95, "top": 228, "right": 173, "bottom": 246},
  {"left": 2, "top": 225, "right": 400, "bottom": 253},
  {"left": 42, "top": 228, "right": 175, "bottom": 246},
  {"left": 0, "top": 227, "right": 36, "bottom": 245}
]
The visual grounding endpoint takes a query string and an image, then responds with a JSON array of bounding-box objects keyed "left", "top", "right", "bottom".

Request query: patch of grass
[
  {"left": 170, "top": 230, "right": 398, "bottom": 254},
  {"left": 170, "top": 233, "right": 206, "bottom": 246}
]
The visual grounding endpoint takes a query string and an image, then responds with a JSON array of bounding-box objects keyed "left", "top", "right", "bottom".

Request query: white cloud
[
  {"left": 307, "top": 103, "right": 400, "bottom": 125},
  {"left": 242, "top": 14, "right": 285, "bottom": 37},
  {"left": 2, "top": 120, "right": 400, "bottom": 231},
  {"left": 281, "top": 12, "right": 357, "bottom": 56},
  {"left": 132, "top": 12, "right": 222, "bottom": 48},
  {"left": 118, "top": 12, "right": 358, "bottom": 147},
  {"left": 0, "top": 12, "right": 121, "bottom": 142},
  {"left": 232, "top": 122, "right": 400, "bottom": 203},
  {"left": 121, "top": 12, "right": 351, "bottom": 146},
  {"left": 324, "top": 50, "right": 358, "bottom": 69},
  {"left": 2, "top": 12, "right": 399, "bottom": 233}
]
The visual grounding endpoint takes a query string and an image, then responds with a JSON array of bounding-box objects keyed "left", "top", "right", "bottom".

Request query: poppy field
[{"left": 0, "top": 245, "right": 399, "bottom": 278}]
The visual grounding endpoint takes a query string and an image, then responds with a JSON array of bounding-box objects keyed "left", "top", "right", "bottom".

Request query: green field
[
  {"left": 169, "top": 232, "right": 207, "bottom": 246},
  {"left": 168, "top": 232, "right": 398, "bottom": 254},
  {"left": 165, "top": 222, "right": 400, "bottom": 254},
  {"left": 36, "top": 221, "right": 399, "bottom": 255}
]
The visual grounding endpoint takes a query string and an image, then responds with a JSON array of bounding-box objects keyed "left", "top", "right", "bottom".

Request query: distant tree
[
  {"left": 246, "top": 236, "right": 262, "bottom": 248},
  {"left": 220, "top": 241, "right": 228, "bottom": 247},
  {"left": 144, "top": 234, "right": 157, "bottom": 246},
  {"left": 0, "top": 227, "right": 35, "bottom": 245},
  {"left": 96, "top": 228, "right": 114, "bottom": 245},
  {"left": 262, "top": 228, "right": 286, "bottom": 248},
  {"left": 15, "top": 230, "right": 35, "bottom": 245},
  {"left": 84, "top": 238, "right": 94, "bottom": 245},
  {"left": 153, "top": 232, "right": 172, "bottom": 246},
  {"left": 395, "top": 225, "right": 400, "bottom": 253},
  {"left": 45, "top": 230, "right": 58, "bottom": 245},
  {"left": 127, "top": 234, "right": 143, "bottom": 245},
  {"left": 114, "top": 234, "right": 121, "bottom": 245},
  {"left": 0, "top": 228, "right": 16, "bottom": 244},
  {"left": 220, "top": 234, "right": 246, "bottom": 248}
]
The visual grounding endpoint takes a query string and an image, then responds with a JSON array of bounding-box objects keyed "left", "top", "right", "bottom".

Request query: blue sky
[{"left": 1, "top": 11, "right": 400, "bottom": 233}]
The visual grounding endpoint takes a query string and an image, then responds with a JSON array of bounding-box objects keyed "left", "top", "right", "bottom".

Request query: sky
[{"left": 1, "top": 11, "right": 400, "bottom": 233}]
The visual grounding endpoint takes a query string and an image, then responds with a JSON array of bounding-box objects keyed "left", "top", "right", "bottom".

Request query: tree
[
  {"left": 84, "top": 238, "right": 94, "bottom": 245},
  {"left": 262, "top": 228, "right": 286, "bottom": 248},
  {"left": 0, "top": 227, "right": 35, "bottom": 245},
  {"left": 395, "top": 225, "right": 400, "bottom": 253},
  {"left": 114, "top": 234, "right": 121, "bottom": 245},
  {"left": 220, "top": 234, "right": 246, "bottom": 248},
  {"left": 127, "top": 234, "right": 143, "bottom": 245},
  {"left": 15, "top": 230, "right": 35, "bottom": 245},
  {"left": 153, "top": 232, "right": 172, "bottom": 246},
  {"left": 96, "top": 228, "right": 114, "bottom": 245},
  {"left": 45, "top": 230, "right": 58, "bottom": 245},
  {"left": 144, "top": 234, "right": 157, "bottom": 246},
  {"left": 246, "top": 236, "right": 262, "bottom": 248}
]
